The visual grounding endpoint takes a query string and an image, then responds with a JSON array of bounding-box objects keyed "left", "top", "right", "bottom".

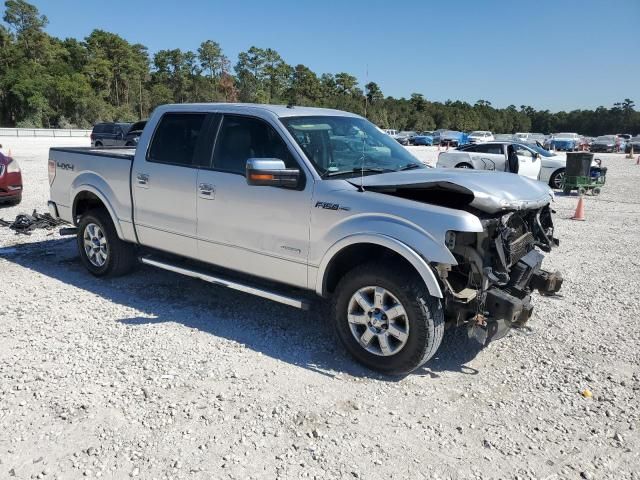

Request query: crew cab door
[
  {"left": 195, "top": 114, "right": 311, "bottom": 288},
  {"left": 514, "top": 144, "right": 542, "bottom": 180},
  {"left": 132, "top": 112, "right": 211, "bottom": 258}
]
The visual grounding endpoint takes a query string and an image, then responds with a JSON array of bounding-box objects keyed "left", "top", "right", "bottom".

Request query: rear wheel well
[
  {"left": 323, "top": 243, "right": 422, "bottom": 296},
  {"left": 73, "top": 191, "right": 107, "bottom": 224},
  {"left": 455, "top": 162, "right": 474, "bottom": 169}
]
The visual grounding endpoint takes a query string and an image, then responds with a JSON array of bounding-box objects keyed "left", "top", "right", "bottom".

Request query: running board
[{"left": 139, "top": 256, "right": 309, "bottom": 310}]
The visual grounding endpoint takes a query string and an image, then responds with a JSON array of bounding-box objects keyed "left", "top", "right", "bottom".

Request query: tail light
[
  {"left": 90, "top": 133, "right": 95, "bottom": 140},
  {"left": 48, "top": 158, "right": 56, "bottom": 185}
]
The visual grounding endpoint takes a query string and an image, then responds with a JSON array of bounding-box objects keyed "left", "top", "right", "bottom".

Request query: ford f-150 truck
[{"left": 48, "top": 103, "right": 562, "bottom": 374}]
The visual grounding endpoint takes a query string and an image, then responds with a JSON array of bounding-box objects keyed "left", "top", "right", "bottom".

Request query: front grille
[{"left": 507, "top": 232, "right": 534, "bottom": 265}]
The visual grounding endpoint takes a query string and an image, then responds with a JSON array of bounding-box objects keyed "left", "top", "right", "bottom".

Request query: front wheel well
[
  {"left": 322, "top": 243, "right": 424, "bottom": 297},
  {"left": 73, "top": 191, "right": 107, "bottom": 223}
]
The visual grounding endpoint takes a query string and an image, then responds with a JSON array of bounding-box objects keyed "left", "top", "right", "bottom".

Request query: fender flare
[
  {"left": 316, "top": 233, "right": 443, "bottom": 298},
  {"left": 71, "top": 185, "right": 124, "bottom": 239}
]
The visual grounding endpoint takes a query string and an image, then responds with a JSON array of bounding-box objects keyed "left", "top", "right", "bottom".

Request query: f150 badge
[{"left": 315, "top": 201, "right": 350, "bottom": 211}]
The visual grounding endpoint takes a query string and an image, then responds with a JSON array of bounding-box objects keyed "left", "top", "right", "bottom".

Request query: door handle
[
  {"left": 198, "top": 183, "right": 215, "bottom": 198},
  {"left": 136, "top": 173, "right": 149, "bottom": 185}
]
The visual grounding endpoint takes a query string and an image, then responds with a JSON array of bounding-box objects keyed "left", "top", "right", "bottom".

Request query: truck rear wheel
[
  {"left": 77, "top": 209, "right": 136, "bottom": 277},
  {"left": 332, "top": 262, "right": 444, "bottom": 375}
]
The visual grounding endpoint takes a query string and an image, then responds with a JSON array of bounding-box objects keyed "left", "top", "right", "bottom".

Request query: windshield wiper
[
  {"left": 322, "top": 167, "right": 391, "bottom": 178},
  {"left": 397, "top": 163, "right": 423, "bottom": 171}
]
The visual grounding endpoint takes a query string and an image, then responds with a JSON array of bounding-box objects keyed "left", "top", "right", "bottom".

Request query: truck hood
[{"left": 354, "top": 169, "right": 554, "bottom": 214}]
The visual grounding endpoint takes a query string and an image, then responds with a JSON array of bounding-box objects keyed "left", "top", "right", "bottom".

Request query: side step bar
[{"left": 139, "top": 256, "right": 309, "bottom": 310}]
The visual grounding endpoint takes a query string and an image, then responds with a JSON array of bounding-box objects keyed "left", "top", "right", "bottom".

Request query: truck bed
[
  {"left": 50, "top": 146, "right": 135, "bottom": 161},
  {"left": 49, "top": 146, "right": 137, "bottom": 242}
]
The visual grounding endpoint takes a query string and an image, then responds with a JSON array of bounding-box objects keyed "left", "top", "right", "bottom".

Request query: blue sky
[{"left": 26, "top": 0, "right": 640, "bottom": 111}]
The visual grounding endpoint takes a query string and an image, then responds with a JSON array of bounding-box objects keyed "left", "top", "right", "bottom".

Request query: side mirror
[{"left": 246, "top": 158, "right": 300, "bottom": 188}]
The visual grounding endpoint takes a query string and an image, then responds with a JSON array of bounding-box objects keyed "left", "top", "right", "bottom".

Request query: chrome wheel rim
[
  {"left": 83, "top": 223, "right": 108, "bottom": 267},
  {"left": 347, "top": 286, "right": 410, "bottom": 357},
  {"left": 553, "top": 171, "right": 565, "bottom": 189}
]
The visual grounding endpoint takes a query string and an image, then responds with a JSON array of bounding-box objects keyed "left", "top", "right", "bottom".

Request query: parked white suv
[{"left": 467, "top": 131, "right": 494, "bottom": 144}]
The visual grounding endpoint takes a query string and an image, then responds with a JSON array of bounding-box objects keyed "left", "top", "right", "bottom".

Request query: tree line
[{"left": 1, "top": 0, "right": 638, "bottom": 136}]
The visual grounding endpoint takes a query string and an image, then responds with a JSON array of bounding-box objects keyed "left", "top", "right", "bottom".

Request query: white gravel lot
[{"left": 1, "top": 138, "right": 639, "bottom": 480}]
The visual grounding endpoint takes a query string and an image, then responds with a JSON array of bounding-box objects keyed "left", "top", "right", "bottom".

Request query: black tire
[
  {"left": 2, "top": 195, "right": 22, "bottom": 206},
  {"left": 549, "top": 168, "right": 565, "bottom": 189},
  {"left": 455, "top": 162, "right": 473, "bottom": 169},
  {"left": 94, "top": 141, "right": 103, "bottom": 147},
  {"left": 331, "top": 261, "right": 444, "bottom": 375},
  {"left": 77, "top": 208, "right": 136, "bottom": 277}
]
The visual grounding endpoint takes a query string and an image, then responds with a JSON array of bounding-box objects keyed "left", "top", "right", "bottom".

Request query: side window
[
  {"left": 475, "top": 144, "right": 503, "bottom": 154},
  {"left": 463, "top": 145, "right": 477, "bottom": 152},
  {"left": 515, "top": 145, "right": 533, "bottom": 157},
  {"left": 105, "top": 124, "right": 116, "bottom": 135},
  {"left": 148, "top": 113, "right": 207, "bottom": 166},
  {"left": 213, "top": 115, "right": 295, "bottom": 174},
  {"left": 94, "top": 124, "right": 105, "bottom": 134}
]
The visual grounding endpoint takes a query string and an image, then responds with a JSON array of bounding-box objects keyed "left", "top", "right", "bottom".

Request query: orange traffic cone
[{"left": 571, "top": 196, "right": 585, "bottom": 221}]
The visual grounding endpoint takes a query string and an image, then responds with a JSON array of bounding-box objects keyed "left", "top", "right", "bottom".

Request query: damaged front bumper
[{"left": 438, "top": 205, "right": 563, "bottom": 345}]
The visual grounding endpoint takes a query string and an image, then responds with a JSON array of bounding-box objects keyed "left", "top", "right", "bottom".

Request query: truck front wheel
[
  {"left": 77, "top": 209, "right": 136, "bottom": 277},
  {"left": 332, "top": 262, "right": 444, "bottom": 375}
]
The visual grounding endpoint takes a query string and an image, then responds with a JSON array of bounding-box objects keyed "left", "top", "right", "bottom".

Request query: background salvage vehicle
[
  {"left": 48, "top": 103, "right": 562, "bottom": 375},
  {"left": 624, "top": 135, "right": 640, "bottom": 153},
  {"left": 0, "top": 147, "right": 22, "bottom": 205},
  {"left": 467, "top": 131, "right": 494, "bottom": 144},
  {"left": 90, "top": 122, "right": 133, "bottom": 148},
  {"left": 124, "top": 120, "right": 147, "bottom": 146},
  {"left": 590, "top": 135, "right": 623, "bottom": 153},
  {"left": 545, "top": 132, "right": 582, "bottom": 151},
  {"left": 411, "top": 132, "right": 434, "bottom": 145},
  {"left": 436, "top": 141, "right": 542, "bottom": 180}
]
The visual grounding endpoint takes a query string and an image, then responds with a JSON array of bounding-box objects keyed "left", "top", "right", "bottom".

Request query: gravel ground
[{"left": 1, "top": 138, "right": 639, "bottom": 480}]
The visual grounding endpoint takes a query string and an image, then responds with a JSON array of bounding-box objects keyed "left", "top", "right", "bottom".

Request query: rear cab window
[{"left": 147, "top": 113, "right": 208, "bottom": 167}]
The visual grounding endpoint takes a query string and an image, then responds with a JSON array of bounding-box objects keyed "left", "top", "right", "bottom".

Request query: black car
[
  {"left": 124, "top": 120, "right": 147, "bottom": 146},
  {"left": 90, "top": 122, "right": 132, "bottom": 147}
]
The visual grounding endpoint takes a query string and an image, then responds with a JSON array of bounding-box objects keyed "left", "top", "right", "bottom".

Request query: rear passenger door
[
  {"left": 132, "top": 112, "right": 212, "bottom": 259},
  {"left": 470, "top": 143, "right": 506, "bottom": 171}
]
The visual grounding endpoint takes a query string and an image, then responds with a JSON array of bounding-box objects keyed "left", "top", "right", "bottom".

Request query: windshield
[
  {"left": 596, "top": 136, "right": 615, "bottom": 141},
  {"left": 281, "top": 116, "right": 425, "bottom": 178},
  {"left": 555, "top": 133, "right": 577, "bottom": 138},
  {"left": 470, "top": 131, "right": 486, "bottom": 136}
]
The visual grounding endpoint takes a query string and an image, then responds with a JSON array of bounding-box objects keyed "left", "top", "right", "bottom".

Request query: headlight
[{"left": 6, "top": 158, "right": 20, "bottom": 173}]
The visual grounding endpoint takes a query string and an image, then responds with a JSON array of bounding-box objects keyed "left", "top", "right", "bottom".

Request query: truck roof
[{"left": 155, "top": 103, "right": 360, "bottom": 119}]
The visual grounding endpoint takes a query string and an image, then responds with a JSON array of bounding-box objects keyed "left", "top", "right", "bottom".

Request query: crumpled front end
[{"left": 435, "top": 204, "right": 562, "bottom": 345}]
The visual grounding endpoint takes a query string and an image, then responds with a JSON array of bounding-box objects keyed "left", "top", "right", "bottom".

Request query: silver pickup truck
[{"left": 48, "top": 103, "right": 562, "bottom": 374}]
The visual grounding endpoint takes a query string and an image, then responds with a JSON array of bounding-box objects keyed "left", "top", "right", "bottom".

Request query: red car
[{"left": 0, "top": 149, "right": 22, "bottom": 205}]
